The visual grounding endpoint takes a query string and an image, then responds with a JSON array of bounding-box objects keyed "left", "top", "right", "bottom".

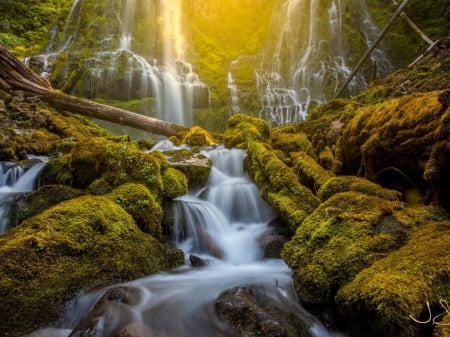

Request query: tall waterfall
[
  {"left": 26, "top": 0, "right": 209, "bottom": 126},
  {"left": 230, "top": 0, "right": 393, "bottom": 126},
  {"left": 30, "top": 145, "right": 347, "bottom": 337}
]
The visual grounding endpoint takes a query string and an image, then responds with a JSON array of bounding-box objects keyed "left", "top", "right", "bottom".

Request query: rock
[
  {"left": 259, "top": 232, "right": 290, "bottom": 258},
  {"left": 215, "top": 285, "right": 313, "bottom": 337},
  {"left": 114, "top": 323, "right": 158, "bottom": 337},
  {"left": 189, "top": 254, "right": 208, "bottom": 267}
]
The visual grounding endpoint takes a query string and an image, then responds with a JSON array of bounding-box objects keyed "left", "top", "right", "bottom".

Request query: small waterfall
[
  {"left": 0, "top": 157, "right": 47, "bottom": 234},
  {"left": 34, "top": 145, "right": 347, "bottom": 337},
  {"left": 25, "top": 0, "right": 209, "bottom": 126},
  {"left": 231, "top": 0, "right": 393, "bottom": 126},
  {"left": 227, "top": 72, "right": 240, "bottom": 114}
]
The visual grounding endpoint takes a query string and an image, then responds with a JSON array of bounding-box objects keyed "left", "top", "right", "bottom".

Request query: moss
[
  {"left": 69, "top": 138, "right": 164, "bottom": 196},
  {"left": 336, "top": 220, "right": 450, "bottom": 337},
  {"left": 40, "top": 154, "right": 73, "bottom": 185},
  {"left": 162, "top": 149, "right": 212, "bottom": 187},
  {"left": 282, "top": 191, "right": 446, "bottom": 308},
  {"left": 336, "top": 90, "right": 450, "bottom": 211},
  {"left": 180, "top": 125, "right": 217, "bottom": 147},
  {"left": 270, "top": 132, "right": 310, "bottom": 155},
  {"left": 317, "top": 176, "right": 402, "bottom": 202},
  {"left": 107, "top": 183, "right": 163, "bottom": 240},
  {"left": 247, "top": 142, "right": 320, "bottom": 231},
  {"left": 0, "top": 195, "right": 169, "bottom": 336},
  {"left": 161, "top": 167, "right": 188, "bottom": 199},
  {"left": 223, "top": 114, "right": 270, "bottom": 149},
  {"left": 291, "top": 151, "right": 335, "bottom": 193},
  {"left": 12, "top": 185, "right": 84, "bottom": 224}
]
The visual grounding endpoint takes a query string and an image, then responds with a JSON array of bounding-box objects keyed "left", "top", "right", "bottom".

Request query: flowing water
[
  {"left": 29, "top": 145, "right": 347, "bottom": 337},
  {"left": 0, "top": 157, "right": 47, "bottom": 233},
  {"left": 230, "top": 0, "right": 393, "bottom": 126},
  {"left": 25, "top": 0, "right": 209, "bottom": 126}
]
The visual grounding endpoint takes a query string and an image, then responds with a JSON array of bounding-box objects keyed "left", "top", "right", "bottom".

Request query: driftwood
[{"left": 0, "top": 47, "right": 188, "bottom": 137}]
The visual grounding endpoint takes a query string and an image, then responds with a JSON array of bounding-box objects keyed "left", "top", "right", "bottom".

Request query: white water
[
  {"left": 0, "top": 157, "right": 47, "bottom": 234},
  {"left": 31, "top": 145, "right": 346, "bottom": 337},
  {"left": 230, "top": 0, "right": 393, "bottom": 126},
  {"left": 25, "top": 0, "right": 209, "bottom": 126}
]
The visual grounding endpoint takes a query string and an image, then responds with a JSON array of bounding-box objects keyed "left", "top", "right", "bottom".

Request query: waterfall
[
  {"left": 25, "top": 0, "right": 209, "bottom": 126},
  {"left": 0, "top": 157, "right": 47, "bottom": 234},
  {"left": 231, "top": 0, "right": 393, "bottom": 126},
  {"left": 31, "top": 145, "right": 347, "bottom": 337}
]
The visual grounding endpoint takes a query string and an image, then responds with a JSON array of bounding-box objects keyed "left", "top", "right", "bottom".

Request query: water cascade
[
  {"left": 26, "top": 0, "right": 209, "bottom": 126},
  {"left": 31, "top": 145, "right": 347, "bottom": 337},
  {"left": 0, "top": 157, "right": 47, "bottom": 233},
  {"left": 231, "top": 0, "right": 393, "bottom": 126}
]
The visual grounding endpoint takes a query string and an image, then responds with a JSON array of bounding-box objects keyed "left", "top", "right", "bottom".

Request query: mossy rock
[
  {"left": 336, "top": 90, "right": 450, "bottom": 211},
  {"left": 281, "top": 191, "right": 447, "bottom": 308},
  {"left": 270, "top": 131, "right": 310, "bottom": 156},
  {"left": 163, "top": 149, "right": 212, "bottom": 187},
  {"left": 180, "top": 125, "right": 217, "bottom": 147},
  {"left": 0, "top": 195, "right": 169, "bottom": 336},
  {"left": 223, "top": 114, "right": 270, "bottom": 149},
  {"left": 107, "top": 183, "right": 163, "bottom": 240},
  {"left": 291, "top": 151, "right": 335, "bottom": 192},
  {"left": 40, "top": 155, "right": 73, "bottom": 185},
  {"left": 12, "top": 184, "right": 84, "bottom": 224},
  {"left": 69, "top": 138, "right": 164, "bottom": 195},
  {"left": 247, "top": 142, "right": 320, "bottom": 231},
  {"left": 317, "top": 176, "right": 402, "bottom": 202},
  {"left": 336, "top": 220, "right": 450, "bottom": 337},
  {"left": 161, "top": 167, "right": 188, "bottom": 199}
]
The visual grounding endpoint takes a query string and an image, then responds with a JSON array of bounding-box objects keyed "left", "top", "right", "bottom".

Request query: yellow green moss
[
  {"left": 69, "top": 138, "right": 164, "bottom": 195},
  {"left": 0, "top": 195, "right": 169, "bottom": 336},
  {"left": 247, "top": 142, "right": 320, "bottom": 231},
  {"left": 180, "top": 125, "right": 217, "bottom": 147},
  {"left": 270, "top": 132, "right": 310, "bottom": 156},
  {"left": 291, "top": 151, "right": 335, "bottom": 192},
  {"left": 107, "top": 183, "right": 163, "bottom": 240},
  {"left": 336, "top": 220, "right": 450, "bottom": 337},
  {"left": 161, "top": 167, "right": 188, "bottom": 199},
  {"left": 223, "top": 114, "right": 270, "bottom": 149},
  {"left": 317, "top": 176, "right": 402, "bottom": 202},
  {"left": 40, "top": 154, "right": 73, "bottom": 185},
  {"left": 282, "top": 191, "right": 446, "bottom": 307}
]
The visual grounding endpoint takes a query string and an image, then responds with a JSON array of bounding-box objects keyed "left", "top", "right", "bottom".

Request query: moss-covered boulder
[
  {"left": 270, "top": 130, "right": 310, "bottom": 156},
  {"left": 282, "top": 191, "right": 447, "bottom": 308},
  {"left": 336, "top": 220, "right": 450, "bottom": 337},
  {"left": 180, "top": 125, "right": 217, "bottom": 147},
  {"left": 317, "top": 176, "right": 402, "bottom": 202},
  {"left": 223, "top": 114, "right": 270, "bottom": 149},
  {"left": 161, "top": 167, "right": 188, "bottom": 199},
  {"left": 107, "top": 183, "right": 164, "bottom": 240},
  {"left": 336, "top": 90, "right": 450, "bottom": 211},
  {"left": 163, "top": 148, "right": 212, "bottom": 187},
  {"left": 69, "top": 138, "right": 164, "bottom": 194},
  {"left": 291, "top": 151, "right": 335, "bottom": 192},
  {"left": 0, "top": 195, "right": 170, "bottom": 336},
  {"left": 246, "top": 142, "right": 320, "bottom": 231}
]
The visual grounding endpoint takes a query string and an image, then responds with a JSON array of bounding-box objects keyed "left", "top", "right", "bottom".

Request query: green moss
[
  {"left": 317, "top": 176, "right": 402, "bottom": 202},
  {"left": 0, "top": 195, "right": 169, "bottom": 336},
  {"left": 69, "top": 138, "right": 164, "bottom": 195},
  {"left": 291, "top": 151, "right": 335, "bottom": 192},
  {"left": 282, "top": 190, "right": 446, "bottom": 309},
  {"left": 270, "top": 131, "right": 310, "bottom": 155},
  {"left": 161, "top": 167, "right": 188, "bottom": 199},
  {"left": 180, "top": 125, "right": 217, "bottom": 147},
  {"left": 107, "top": 183, "right": 163, "bottom": 240},
  {"left": 247, "top": 142, "right": 320, "bottom": 231},
  {"left": 12, "top": 184, "right": 83, "bottom": 224},
  {"left": 336, "top": 220, "right": 450, "bottom": 337},
  {"left": 223, "top": 114, "right": 270, "bottom": 149},
  {"left": 40, "top": 154, "right": 73, "bottom": 185}
]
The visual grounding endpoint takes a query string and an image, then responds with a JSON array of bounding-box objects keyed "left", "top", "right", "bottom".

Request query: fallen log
[{"left": 0, "top": 47, "right": 188, "bottom": 137}]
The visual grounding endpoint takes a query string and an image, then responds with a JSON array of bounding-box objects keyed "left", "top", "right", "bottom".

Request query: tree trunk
[{"left": 0, "top": 47, "right": 188, "bottom": 137}]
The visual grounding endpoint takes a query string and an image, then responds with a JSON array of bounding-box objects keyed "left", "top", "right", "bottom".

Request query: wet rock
[
  {"left": 189, "top": 254, "right": 208, "bottom": 267},
  {"left": 215, "top": 285, "right": 313, "bottom": 337},
  {"left": 114, "top": 323, "right": 157, "bottom": 337},
  {"left": 259, "top": 232, "right": 290, "bottom": 258}
]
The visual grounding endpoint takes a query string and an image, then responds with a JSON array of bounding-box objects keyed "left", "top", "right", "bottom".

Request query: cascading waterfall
[
  {"left": 231, "top": 0, "right": 393, "bottom": 126},
  {"left": 0, "top": 157, "right": 47, "bottom": 233},
  {"left": 31, "top": 145, "right": 347, "bottom": 337},
  {"left": 25, "top": 0, "right": 209, "bottom": 126}
]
